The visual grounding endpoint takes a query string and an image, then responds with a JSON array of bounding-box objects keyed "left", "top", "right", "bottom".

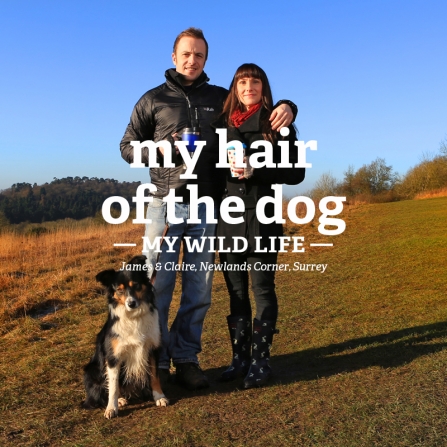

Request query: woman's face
[{"left": 236, "top": 77, "right": 262, "bottom": 110}]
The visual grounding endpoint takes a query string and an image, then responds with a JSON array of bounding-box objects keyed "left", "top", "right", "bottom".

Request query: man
[{"left": 120, "top": 28, "right": 295, "bottom": 390}]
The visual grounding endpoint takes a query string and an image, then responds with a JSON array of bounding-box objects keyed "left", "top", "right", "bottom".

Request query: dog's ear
[
  {"left": 127, "top": 255, "right": 147, "bottom": 267},
  {"left": 95, "top": 269, "right": 116, "bottom": 287}
]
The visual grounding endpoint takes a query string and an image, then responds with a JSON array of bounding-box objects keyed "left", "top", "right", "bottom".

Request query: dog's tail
[{"left": 81, "top": 360, "right": 107, "bottom": 409}]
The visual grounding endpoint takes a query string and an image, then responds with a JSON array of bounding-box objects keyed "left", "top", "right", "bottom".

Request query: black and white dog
[{"left": 82, "top": 255, "right": 168, "bottom": 419}]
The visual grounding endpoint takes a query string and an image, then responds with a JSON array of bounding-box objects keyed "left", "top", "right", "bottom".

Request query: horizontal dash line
[
  {"left": 113, "top": 243, "right": 137, "bottom": 247},
  {"left": 310, "top": 243, "right": 333, "bottom": 247}
]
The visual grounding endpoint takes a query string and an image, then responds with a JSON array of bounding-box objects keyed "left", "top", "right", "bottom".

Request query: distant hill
[{"left": 0, "top": 176, "right": 141, "bottom": 224}]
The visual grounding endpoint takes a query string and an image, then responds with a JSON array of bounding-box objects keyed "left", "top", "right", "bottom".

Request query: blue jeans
[{"left": 143, "top": 198, "right": 216, "bottom": 369}]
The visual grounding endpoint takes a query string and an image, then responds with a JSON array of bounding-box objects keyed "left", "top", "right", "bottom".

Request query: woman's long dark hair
[{"left": 222, "top": 63, "right": 276, "bottom": 143}]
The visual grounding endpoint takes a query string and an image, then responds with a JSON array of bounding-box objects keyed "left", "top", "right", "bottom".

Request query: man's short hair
[{"left": 173, "top": 27, "right": 209, "bottom": 60}]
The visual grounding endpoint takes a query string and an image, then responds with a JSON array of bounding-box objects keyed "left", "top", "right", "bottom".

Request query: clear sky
[{"left": 1, "top": 0, "right": 446, "bottom": 196}]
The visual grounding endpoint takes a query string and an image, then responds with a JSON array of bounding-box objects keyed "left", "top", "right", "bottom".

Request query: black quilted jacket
[{"left": 120, "top": 69, "right": 228, "bottom": 201}]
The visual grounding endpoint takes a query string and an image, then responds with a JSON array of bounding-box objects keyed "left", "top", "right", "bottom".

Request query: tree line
[
  {"left": 0, "top": 177, "right": 141, "bottom": 224},
  {"left": 308, "top": 137, "right": 447, "bottom": 202},
  {"left": 2, "top": 137, "right": 446, "bottom": 226}
]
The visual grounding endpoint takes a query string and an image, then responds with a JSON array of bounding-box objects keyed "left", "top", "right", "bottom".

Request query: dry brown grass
[
  {"left": 1, "top": 198, "right": 447, "bottom": 446},
  {"left": 0, "top": 221, "right": 143, "bottom": 333},
  {"left": 0, "top": 200, "right": 355, "bottom": 332},
  {"left": 414, "top": 187, "right": 447, "bottom": 200}
]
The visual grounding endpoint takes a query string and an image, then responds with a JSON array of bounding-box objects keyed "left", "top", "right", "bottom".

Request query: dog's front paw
[
  {"left": 153, "top": 390, "right": 169, "bottom": 407},
  {"left": 104, "top": 407, "right": 118, "bottom": 419},
  {"left": 118, "top": 398, "right": 128, "bottom": 408},
  {"left": 156, "top": 397, "right": 169, "bottom": 407}
]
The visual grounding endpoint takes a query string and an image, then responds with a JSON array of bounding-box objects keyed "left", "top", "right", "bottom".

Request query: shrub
[{"left": 396, "top": 155, "right": 447, "bottom": 199}]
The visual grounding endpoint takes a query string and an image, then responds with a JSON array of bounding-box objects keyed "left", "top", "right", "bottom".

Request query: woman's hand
[
  {"left": 231, "top": 155, "right": 254, "bottom": 180},
  {"left": 269, "top": 104, "right": 293, "bottom": 131},
  {"left": 232, "top": 167, "right": 245, "bottom": 179}
]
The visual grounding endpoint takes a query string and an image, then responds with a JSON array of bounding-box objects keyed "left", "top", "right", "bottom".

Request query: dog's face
[{"left": 96, "top": 256, "right": 154, "bottom": 313}]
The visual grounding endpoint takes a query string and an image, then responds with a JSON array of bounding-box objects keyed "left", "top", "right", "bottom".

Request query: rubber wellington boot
[
  {"left": 220, "top": 316, "right": 252, "bottom": 381},
  {"left": 243, "top": 319, "right": 278, "bottom": 389}
]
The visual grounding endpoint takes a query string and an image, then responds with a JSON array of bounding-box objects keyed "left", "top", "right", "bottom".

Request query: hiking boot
[{"left": 175, "top": 362, "right": 209, "bottom": 390}]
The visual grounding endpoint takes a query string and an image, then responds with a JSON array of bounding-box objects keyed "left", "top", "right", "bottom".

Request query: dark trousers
[{"left": 219, "top": 251, "right": 278, "bottom": 323}]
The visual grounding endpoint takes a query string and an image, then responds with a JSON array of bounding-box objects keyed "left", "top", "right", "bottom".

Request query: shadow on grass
[
  {"left": 102, "top": 321, "right": 447, "bottom": 410},
  {"left": 190, "top": 321, "right": 447, "bottom": 396},
  {"left": 272, "top": 321, "right": 447, "bottom": 384}
]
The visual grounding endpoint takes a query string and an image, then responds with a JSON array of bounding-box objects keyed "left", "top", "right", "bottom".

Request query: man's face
[{"left": 172, "top": 37, "right": 207, "bottom": 85}]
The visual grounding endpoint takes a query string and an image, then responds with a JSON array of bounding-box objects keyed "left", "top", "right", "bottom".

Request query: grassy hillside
[{"left": 1, "top": 198, "right": 447, "bottom": 446}]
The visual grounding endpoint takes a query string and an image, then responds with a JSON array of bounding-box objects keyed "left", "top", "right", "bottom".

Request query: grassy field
[{"left": 1, "top": 197, "right": 447, "bottom": 446}]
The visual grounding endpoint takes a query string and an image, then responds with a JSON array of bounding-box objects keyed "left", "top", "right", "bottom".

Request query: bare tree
[
  {"left": 340, "top": 158, "right": 399, "bottom": 196},
  {"left": 440, "top": 135, "right": 447, "bottom": 157},
  {"left": 309, "top": 172, "right": 340, "bottom": 199}
]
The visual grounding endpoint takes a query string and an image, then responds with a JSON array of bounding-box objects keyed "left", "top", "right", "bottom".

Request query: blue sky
[{"left": 1, "top": 0, "right": 446, "bottom": 196}]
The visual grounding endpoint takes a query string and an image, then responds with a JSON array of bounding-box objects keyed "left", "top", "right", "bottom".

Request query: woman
[{"left": 213, "top": 63, "right": 305, "bottom": 389}]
